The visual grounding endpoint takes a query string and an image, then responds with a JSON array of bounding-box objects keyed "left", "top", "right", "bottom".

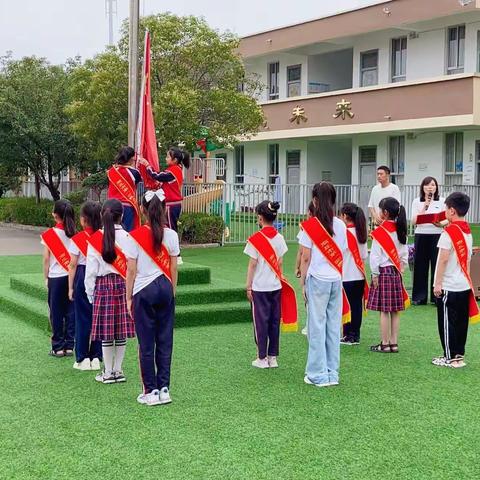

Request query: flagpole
[{"left": 128, "top": 0, "right": 140, "bottom": 148}]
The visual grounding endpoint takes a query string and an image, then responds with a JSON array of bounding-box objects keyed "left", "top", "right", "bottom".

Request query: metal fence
[{"left": 178, "top": 182, "right": 480, "bottom": 244}]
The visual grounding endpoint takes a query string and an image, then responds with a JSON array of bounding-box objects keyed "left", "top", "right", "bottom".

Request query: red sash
[
  {"left": 370, "top": 222, "right": 410, "bottom": 308},
  {"left": 71, "top": 230, "right": 92, "bottom": 257},
  {"left": 129, "top": 225, "right": 172, "bottom": 283},
  {"left": 87, "top": 230, "right": 127, "bottom": 279},
  {"left": 247, "top": 231, "right": 298, "bottom": 332},
  {"left": 107, "top": 167, "right": 140, "bottom": 229},
  {"left": 41, "top": 228, "right": 71, "bottom": 272},
  {"left": 444, "top": 223, "right": 480, "bottom": 324},
  {"left": 301, "top": 217, "right": 351, "bottom": 324},
  {"left": 346, "top": 227, "right": 370, "bottom": 306}
]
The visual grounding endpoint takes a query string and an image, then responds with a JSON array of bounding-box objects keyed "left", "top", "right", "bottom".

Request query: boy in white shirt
[{"left": 433, "top": 192, "right": 474, "bottom": 369}]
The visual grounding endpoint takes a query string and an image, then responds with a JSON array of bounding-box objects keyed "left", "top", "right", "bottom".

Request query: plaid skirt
[
  {"left": 91, "top": 274, "right": 135, "bottom": 341},
  {"left": 367, "top": 266, "right": 405, "bottom": 313}
]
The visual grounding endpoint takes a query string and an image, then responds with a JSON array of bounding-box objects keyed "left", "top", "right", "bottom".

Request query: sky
[{"left": 0, "top": 0, "right": 387, "bottom": 64}]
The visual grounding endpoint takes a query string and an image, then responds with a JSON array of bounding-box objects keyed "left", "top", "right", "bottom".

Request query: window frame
[
  {"left": 447, "top": 25, "right": 465, "bottom": 75},
  {"left": 234, "top": 145, "right": 245, "bottom": 184},
  {"left": 445, "top": 132, "right": 463, "bottom": 185},
  {"left": 389, "top": 136, "right": 405, "bottom": 186},
  {"left": 268, "top": 144, "right": 280, "bottom": 184},
  {"left": 267, "top": 61, "right": 280, "bottom": 101},
  {"left": 286, "top": 64, "right": 302, "bottom": 98},
  {"left": 360, "top": 49, "right": 379, "bottom": 87},
  {"left": 391, "top": 37, "right": 407, "bottom": 83}
]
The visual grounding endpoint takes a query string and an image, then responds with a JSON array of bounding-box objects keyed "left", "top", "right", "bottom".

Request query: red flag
[{"left": 136, "top": 30, "right": 161, "bottom": 190}]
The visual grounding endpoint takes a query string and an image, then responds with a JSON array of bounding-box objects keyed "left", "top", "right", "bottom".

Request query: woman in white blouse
[{"left": 411, "top": 177, "right": 445, "bottom": 305}]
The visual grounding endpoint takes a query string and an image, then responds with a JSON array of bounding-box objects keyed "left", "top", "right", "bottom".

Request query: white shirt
[
  {"left": 68, "top": 236, "right": 87, "bottom": 266},
  {"left": 123, "top": 228, "right": 180, "bottom": 296},
  {"left": 435, "top": 229, "right": 472, "bottom": 292},
  {"left": 411, "top": 197, "right": 445, "bottom": 235},
  {"left": 244, "top": 232, "right": 288, "bottom": 292},
  {"left": 369, "top": 223, "right": 409, "bottom": 275},
  {"left": 41, "top": 227, "right": 71, "bottom": 278},
  {"left": 368, "top": 183, "right": 401, "bottom": 213},
  {"left": 343, "top": 227, "right": 368, "bottom": 282},
  {"left": 84, "top": 226, "right": 130, "bottom": 301},
  {"left": 298, "top": 217, "right": 347, "bottom": 282}
]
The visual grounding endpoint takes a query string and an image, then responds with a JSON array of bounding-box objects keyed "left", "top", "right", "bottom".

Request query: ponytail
[
  {"left": 397, "top": 205, "right": 407, "bottom": 245},
  {"left": 312, "top": 182, "right": 336, "bottom": 236},
  {"left": 53, "top": 199, "right": 76, "bottom": 238},
  {"left": 341, "top": 202, "right": 367, "bottom": 244},
  {"left": 142, "top": 192, "right": 166, "bottom": 253},
  {"left": 101, "top": 199, "right": 123, "bottom": 264},
  {"left": 169, "top": 147, "right": 191, "bottom": 169},
  {"left": 378, "top": 197, "right": 407, "bottom": 245}
]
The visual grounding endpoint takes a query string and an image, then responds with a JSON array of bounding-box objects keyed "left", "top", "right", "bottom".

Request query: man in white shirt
[{"left": 368, "top": 166, "right": 401, "bottom": 226}]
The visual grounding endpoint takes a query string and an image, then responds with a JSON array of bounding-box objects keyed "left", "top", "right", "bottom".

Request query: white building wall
[
  {"left": 403, "top": 133, "right": 444, "bottom": 184},
  {"left": 351, "top": 134, "right": 388, "bottom": 184},
  {"left": 307, "top": 49, "right": 353, "bottom": 92},
  {"left": 406, "top": 31, "right": 446, "bottom": 81},
  {"left": 307, "top": 140, "right": 352, "bottom": 184}
]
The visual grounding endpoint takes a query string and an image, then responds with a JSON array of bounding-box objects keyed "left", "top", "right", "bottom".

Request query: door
[
  {"left": 359, "top": 145, "right": 377, "bottom": 212},
  {"left": 286, "top": 150, "right": 301, "bottom": 214}
]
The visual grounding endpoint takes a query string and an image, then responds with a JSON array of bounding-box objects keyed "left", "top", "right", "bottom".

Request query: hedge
[{"left": 0, "top": 197, "right": 224, "bottom": 244}]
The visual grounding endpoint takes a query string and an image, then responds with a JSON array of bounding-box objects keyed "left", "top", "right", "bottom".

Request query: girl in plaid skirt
[
  {"left": 85, "top": 199, "right": 135, "bottom": 384},
  {"left": 367, "top": 197, "right": 409, "bottom": 353}
]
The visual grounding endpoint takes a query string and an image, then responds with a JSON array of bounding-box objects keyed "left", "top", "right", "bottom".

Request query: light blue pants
[{"left": 305, "top": 277, "right": 342, "bottom": 385}]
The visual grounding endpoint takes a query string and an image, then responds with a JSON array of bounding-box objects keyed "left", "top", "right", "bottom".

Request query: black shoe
[
  {"left": 340, "top": 336, "right": 359, "bottom": 345},
  {"left": 412, "top": 300, "right": 427, "bottom": 306}
]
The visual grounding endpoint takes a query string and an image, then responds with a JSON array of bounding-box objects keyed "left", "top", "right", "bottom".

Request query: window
[
  {"left": 359, "top": 145, "right": 377, "bottom": 164},
  {"left": 445, "top": 132, "right": 463, "bottom": 186},
  {"left": 268, "top": 144, "right": 279, "bottom": 184},
  {"left": 287, "top": 65, "right": 302, "bottom": 97},
  {"left": 447, "top": 25, "right": 465, "bottom": 75},
  {"left": 235, "top": 145, "right": 245, "bottom": 184},
  {"left": 389, "top": 136, "right": 405, "bottom": 186},
  {"left": 360, "top": 50, "right": 378, "bottom": 87},
  {"left": 391, "top": 37, "right": 407, "bottom": 82},
  {"left": 268, "top": 62, "right": 279, "bottom": 100}
]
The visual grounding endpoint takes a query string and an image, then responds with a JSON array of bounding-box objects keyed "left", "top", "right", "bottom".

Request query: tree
[
  {"left": 68, "top": 13, "right": 264, "bottom": 166},
  {"left": 0, "top": 55, "right": 80, "bottom": 201}
]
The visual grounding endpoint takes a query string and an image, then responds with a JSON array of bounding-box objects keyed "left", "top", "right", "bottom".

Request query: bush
[
  {"left": 178, "top": 213, "right": 224, "bottom": 244},
  {"left": 64, "top": 189, "right": 88, "bottom": 206},
  {"left": 0, "top": 197, "right": 55, "bottom": 226}
]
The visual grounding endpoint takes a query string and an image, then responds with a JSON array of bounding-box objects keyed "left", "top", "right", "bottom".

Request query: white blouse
[
  {"left": 343, "top": 227, "right": 368, "bottom": 282},
  {"left": 411, "top": 197, "right": 445, "bottom": 235}
]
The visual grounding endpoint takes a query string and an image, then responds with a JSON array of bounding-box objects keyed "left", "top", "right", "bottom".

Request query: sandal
[
  {"left": 370, "top": 343, "right": 391, "bottom": 353},
  {"left": 49, "top": 349, "right": 65, "bottom": 358},
  {"left": 390, "top": 344, "right": 399, "bottom": 353},
  {"left": 64, "top": 349, "right": 74, "bottom": 357}
]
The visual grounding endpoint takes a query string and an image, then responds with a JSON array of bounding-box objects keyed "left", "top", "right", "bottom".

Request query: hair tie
[{"left": 144, "top": 188, "right": 166, "bottom": 203}]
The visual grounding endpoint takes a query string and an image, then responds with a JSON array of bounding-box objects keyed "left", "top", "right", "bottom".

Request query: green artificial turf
[{"left": 0, "top": 249, "right": 479, "bottom": 479}]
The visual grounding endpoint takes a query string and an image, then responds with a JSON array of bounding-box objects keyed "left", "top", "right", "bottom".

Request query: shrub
[
  {"left": 82, "top": 172, "right": 108, "bottom": 201},
  {"left": 178, "top": 213, "right": 224, "bottom": 244},
  {"left": 0, "top": 197, "right": 54, "bottom": 226},
  {"left": 64, "top": 189, "right": 88, "bottom": 206}
]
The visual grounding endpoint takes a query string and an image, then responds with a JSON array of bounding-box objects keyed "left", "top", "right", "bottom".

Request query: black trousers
[
  {"left": 412, "top": 233, "right": 441, "bottom": 304},
  {"left": 251, "top": 290, "right": 281, "bottom": 359},
  {"left": 48, "top": 276, "right": 75, "bottom": 352},
  {"left": 436, "top": 290, "right": 470, "bottom": 359},
  {"left": 74, "top": 265, "right": 102, "bottom": 362},
  {"left": 343, "top": 280, "right": 365, "bottom": 341},
  {"left": 166, "top": 203, "right": 182, "bottom": 233},
  {"left": 133, "top": 275, "right": 175, "bottom": 393}
]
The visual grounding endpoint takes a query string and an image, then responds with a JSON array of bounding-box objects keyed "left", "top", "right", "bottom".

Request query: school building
[{"left": 215, "top": 0, "right": 480, "bottom": 207}]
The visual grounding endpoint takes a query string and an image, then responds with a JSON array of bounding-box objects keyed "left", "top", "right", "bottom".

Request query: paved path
[{"left": 0, "top": 227, "right": 43, "bottom": 255}]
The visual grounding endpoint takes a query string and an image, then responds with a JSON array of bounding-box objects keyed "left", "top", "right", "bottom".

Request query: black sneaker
[{"left": 340, "top": 336, "right": 359, "bottom": 345}]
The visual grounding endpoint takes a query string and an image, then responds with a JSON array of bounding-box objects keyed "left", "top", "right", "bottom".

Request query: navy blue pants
[
  {"left": 133, "top": 275, "right": 175, "bottom": 393},
  {"left": 343, "top": 280, "right": 365, "bottom": 341},
  {"left": 121, "top": 205, "right": 136, "bottom": 232},
  {"left": 48, "top": 276, "right": 75, "bottom": 352},
  {"left": 166, "top": 203, "right": 181, "bottom": 232},
  {"left": 251, "top": 290, "right": 281, "bottom": 359},
  {"left": 74, "top": 265, "right": 102, "bottom": 362}
]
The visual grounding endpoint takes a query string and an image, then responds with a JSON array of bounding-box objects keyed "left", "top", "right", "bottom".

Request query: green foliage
[
  {"left": 179, "top": 213, "right": 224, "bottom": 244},
  {"left": 82, "top": 171, "right": 108, "bottom": 200},
  {"left": 0, "top": 197, "right": 54, "bottom": 226},
  {"left": 0, "top": 55, "right": 81, "bottom": 201},
  {"left": 0, "top": 163, "right": 22, "bottom": 198},
  {"left": 63, "top": 189, "right": 88, "bottom": 206}
]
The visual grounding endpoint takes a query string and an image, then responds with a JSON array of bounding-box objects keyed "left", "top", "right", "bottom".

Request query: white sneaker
[
  {"left": 95, "top": 371, "right": 116, "bottom": 384},
  {"left": 267, "top": 356, "right": 278, "bottom": 368},
  {"left": 158, "top": 387, "right": 172, "bottom": 404},
  {"left": 432, "top": 356, "right": 447, "bottom": 366},
  {"left": 137, "top": 390, "right": 161, "bottom": 406},
  {"left": 251, "top": 358, "right": 269, "bottom": 369},
  {"left": 90, "top": 358, "right": 101, "bottom": 371},
  {"left": 114, "top": 371, "right": 126, "bottom": 383},
  {"left": 328, "top": 381, "right": 339, "bottom": 386},
  {"left": 301, "top": 327, "right": 308, "bottom": 336},
  {"left": 73, "top": 359, "right": 91, "bottom": 371},
  {"left": 177, "top": 256, "right": 184, "bottom": 265},
  {"left": 303, "top": 375, "right": 330, "bottom": 388}
]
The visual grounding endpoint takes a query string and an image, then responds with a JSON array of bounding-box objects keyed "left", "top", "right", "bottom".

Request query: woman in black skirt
[{"left": 411, "top": 177, "right": 445, "bottom": 305}]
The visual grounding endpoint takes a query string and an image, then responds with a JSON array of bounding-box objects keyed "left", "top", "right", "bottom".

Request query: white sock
[
  {"left": 102, "top": 342, "right": 114, "bottom": 375},
  {"left": 113, "top": 341, "right": 126, "bottom": 373}
]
